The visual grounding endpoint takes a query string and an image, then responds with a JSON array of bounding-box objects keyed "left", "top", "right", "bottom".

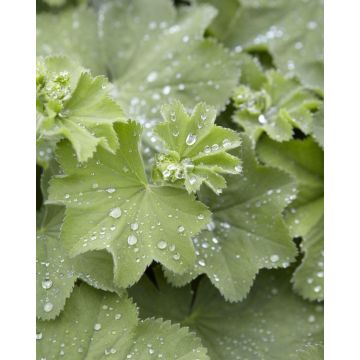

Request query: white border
[
  {"left": 0, "top": 0, "right": 35, "bottom": 358},
  {"left": 326, "top": 0, "right": 360, "bottom": 358},
  {"left": 0, "top": 0, "right": 358, "bottom": 358}
]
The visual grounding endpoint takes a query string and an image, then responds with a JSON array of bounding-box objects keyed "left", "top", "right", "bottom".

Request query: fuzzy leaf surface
[
  {"left": 257, "top": 136, "right": 324, "bottom": 301},
  {"left": 130, "top": 268, "right": 324, "bottom": 360},
  {"left": 48, "top": 121, "right": 210, "bottom": 288},
  {"left": 153, "top": 101, "right": 242, "bottom": 194},
  {"left": 37, "top": 283, "right": 209, "bottom": 359},
  {"left": 165, "top": 135, "right": 297, "bottom": 301}
]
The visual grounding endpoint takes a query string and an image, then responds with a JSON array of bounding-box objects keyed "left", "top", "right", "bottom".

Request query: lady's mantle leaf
[
  {"left": 257, "top": 136, "right": 324, "bottom": 301},
  {"left": 48, "top": 121, "right": 210, "bottom": 288},
  {"left": 37, "top": 0, "right": 240, "bottom": 147},
  {"left": 165, "top": 135, "right": 297, "bottom": 302},
  {"left": 201, "top": 0, "right": 324, "bottom": 91},
  {"left": 37, "top": 56, "right": 126, "bottom": 162},
  {"left": 233, "top": 66, "right": 321, "bottom": 144},
  {"left": 37, "top": 205, "right": 117, "bottom": 320},
  {"left": 130, "top": 268, "right": 324, "bottom": 360},
  {"left": 153, "top": 101, "right": 242, "bottom": 194},
  {"left": 37, "top": 283, "right": 209, "bottom": 359}
]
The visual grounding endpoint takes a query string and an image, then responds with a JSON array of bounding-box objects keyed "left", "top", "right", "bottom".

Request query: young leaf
[
  {"left": 153, "top": 101, "right": 242, "bottom": 194},
  {"left": 37, "top": 0, "right": 240, "bottom": 147},
  {"left": 130, "top": 268, "right": 324, "bottom": 360},
  {"left": 233, "top": 69, "right": 321, "bottom": 144},
  {"left": 37, "top": 205, "right": 117, "bottom": 320},
  {"left": 165, "top": 135, "right": 297, "bottom": 301},
  {"left": 48, "top": 121, "right": 211, "bottom": 288},
  {"left": 37, "top": 56, "right": 126, "bottom": 162},
  {"left": 257, "top": 136, "right": 324, "bottom": 301},
  {"left": 37, "top": 283, "right": 209, "bottom": 359}
]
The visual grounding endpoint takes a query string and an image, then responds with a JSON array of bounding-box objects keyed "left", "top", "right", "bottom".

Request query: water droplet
[
  {"left": 204, "top": 145, "right": 211, "bottom": 154},
  {"left": 308, "top": 315, "right": 316, "bottom": 323},
  {"left": 211, "top": 144, "right": 219, "bottom": 151},
  {"left": 44, "top": 302, "right": 53, "bottom": 313},
  {"left": 270, "top": 254, "right": 279, "bottom": 263},
  {"left": 222, "top": 139, "right": 231, "bottom": 147},
  {"left": 207, "top": 221, "right": 216, "bottom": 231},
  {"left": 157, "top": 241, "right": 167, "bottom": 250},
  {"left": 258, "top": 114, "right": 267, "bottom": 124},
  {"left": 94, "top": 323, "right": 102, "bottom": 331},
  {"left": 146, "top": 71, "right": 158, "bottom": 83},
  {"left": 162, "top": 169, "right": 171, "bottom": 178},
  {"left": 115, "top": 313, "right": 122, "bottom": 320},
  {"left": 42, "top": 279, "right": 53, "bottom": 290},
  {"left": 173, "top": 253, "right": 180, "bottom": 260},
  {"left": 314, "top": 285, "right": 322, "bottom": 293},
  {"left": 186, "top": 133, "right": 197, "bottom": 146},
  {"left": 36, "top": 332, "right": 43, "bottom": 340},
  {"left": 64, "top": 194, "right": 70, "bottom": 199},
  {"left": 198, "top": 259, "right": 206, "bottom": 267},
  {"left": 162, "top": 86, "right": 171, "bottom": 95},
  {"left": 189, "top": 176, "right": 197, "bottom": 185},
  {"left": 182, "top": 35, "right": 189, "bottom": 43},
  {"left": 106, "top": 188, "right": 116, "bottom": 194},
  {"left": 177, "top": 225, "right": 185, "bottom": 233},
  {"left": 200, "top": 114, "right": 207, "bottom": 121},
  {"left": 234, "top": 165, "right": 242, "bottom": 173},
  {"left": 109, "top": 207, "right": 122, "bottom": 219},
  {"left": 197, "top": 214, "right": 205, "bottom": 220},
  {"left": 130, "top": 223, "right": 139, "bottom": 231},
  {"left": 127, "top": 234, "right": 138, "bottom": 246}
]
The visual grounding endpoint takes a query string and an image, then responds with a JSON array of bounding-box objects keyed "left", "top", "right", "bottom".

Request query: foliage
[{"left": 36, "top": 0, "right": 324, "bottom": 359}]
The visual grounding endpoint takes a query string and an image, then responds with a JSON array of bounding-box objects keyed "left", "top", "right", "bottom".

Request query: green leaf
[
  {"left": 130, "top": 268, "right": 324, "bottom": 360},
  {"left": 36, "top": 1, "right": 240, "bottom": 147},
  {"left": 48, "top": 121, "right": 211, "bottom": 288},
  {"left": 37, "top": 7, "right": 104, "bottom": 75},
  {"left": 37, "top": 205, "right": 117, "bottom": 320},
  {"left": 43, "top": 0, "right": 67, "bottom": 6},
  {"left": 37, "top": 56, "right": 126, "bottom": 162},
  {"left": 165, "top": 135, "right": 297, "bottom": 301},
  {"left": 203, "top": 0, "right": 324, "bottom": 90},
  {"left": 257, "top": 136, "right": 324, "bottom": 301},
  {"left": 37, "top": 283, "right": 209, "bottom": 359},
  {"left": 312, "top": 104, "right": 324, "bottom": 148},
  {"left": 233, "top": 68, "right": 321, "bottom": 144},
  {"left": 153, "top": 101, "right": 242, "bottom": 194}
]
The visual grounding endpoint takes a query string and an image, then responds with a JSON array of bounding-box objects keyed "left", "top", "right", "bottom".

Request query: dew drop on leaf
[
  {"left": 127, "top": 234, "right": 138, "bottom": 246},
  {"left": 109, "top": 207, "right": 122, "bottom": 219},
  {"left": 186, "top": 133, "right": 197, "bottom": 146},
  {"left": 157, "top": 241, "right": 167, "bottom": 250},
  {"left": 270, "top": 254, "right": 280, "bottom": 262},
  {"left": 189, "top": 176, "right": 197, "bottom": 185},
  {"left": 44, "top": 302, "right": 53, "bottom": 312},
  {"left": 94, "top": 323, "right": 102, "bottom": 331},
  {"left": 177, "top": 225, "right": 185, "bottom": 233},
  {"left": 258, "top": 114, "right": 267, "bottom": 124},
  {"left": 42, "top": 279, "right": 53, "bottom": 290},
  {"left": 130, "top": 223, "right": 139, "bottom": 231}
]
